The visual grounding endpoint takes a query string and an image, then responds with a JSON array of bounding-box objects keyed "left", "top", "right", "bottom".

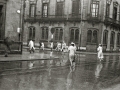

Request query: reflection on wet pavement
[{"left": 0, "top": 53, "right": 120, "bottom": 90}]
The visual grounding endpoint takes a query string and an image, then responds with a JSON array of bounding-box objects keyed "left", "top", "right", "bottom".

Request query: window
[
  {"left": 56, "top": 1, "right": 64, "bottom": 16},
  {"left": 70, "top": 29, "right": 74, "bottom": 41},
  {"left": 59, "top": 29, "right": 63, "bottom": 40},
  {"left": 106, "top": 0, "right": 112, "bottom": 17},
  {"left": 29, "top": 27, "right": 35, "bottom": 40},
  {"left": 92, "top": 30, "right": 97, "bottom": 43},
  {"left": 42, "top": 0, "right": 49, "bottom": 3},
  {"left": 117, "top": 33, "right": 120, "bottom": 45},
  {"left": 54, "top": 28, "right": 63, "bottom": 41},
  {"left": 42, "top": 3, "right": 48, "bottom": 17},
  {"left": 0, "top": 5, "right": 3, "bottom": 40},
  {"left": 87, "top": 30, "right": 98, "bottom": 44},
  {"left": 110, "top": 32, "right": 115, "bottom": 45},
  {"left": 103, "top": 30, "right": 108, "bottom": 44},
  {"left": 119, "top": 6, "right": 120, "bottom": 21},
  {"left": 75, "top": 29, "right": 79, "bottom": 42},
  {"left": 55, "top": 29, "right": 59, "bottom": 40},
  {"left": 29, "top": 4, "right": 36, "bottom": 17},
  {"left": 113, "top": 2, "right": 118, "bottom": 20},
  {"left": 113, "top": 7, "right": 117, "bottom": 20},
  {"left": 91, "top": 1, "right": 99, "bottom": 18},
  {"left": 87, "top": 30, "right": 92, "bottom": 43},
  {"left": 72, "top": 0, "right": 80, "bottom": 16},
  {"left": 70, "top": 28, "right": 79, "bottom": 42},
  {"left": 41, "top": 27, "right": 48, "bottom": 40},
  {"left": 57, "top": 0, "right": 64, "bottom": 2},
  {"left": 106, "top": 3, "right": 110, "bottom": 17}
]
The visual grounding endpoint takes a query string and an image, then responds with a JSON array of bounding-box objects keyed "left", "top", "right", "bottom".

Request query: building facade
[{"left": 1, "top": 0, "right": 120, "bottom": 52}]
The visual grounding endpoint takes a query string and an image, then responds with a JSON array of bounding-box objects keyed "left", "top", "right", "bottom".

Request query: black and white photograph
[{"left": 0, "top": 0, "right": 120, "bottom": 90}]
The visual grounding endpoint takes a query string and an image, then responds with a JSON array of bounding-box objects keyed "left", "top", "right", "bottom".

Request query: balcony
[
  {"left": 25, "top": 15, "right": 67, "bottom": 23},
  {"left": 87, "top": 14, "right": 101, "bottom": 23},
  {"left": 25, "top": 14, "right": 82, "bottom": 23},
  {"left": 67, "top": 14, "right": 81, "bottom": 22},
  {"left": 104, "top": 17, "right": 120, "bottom": 29}
]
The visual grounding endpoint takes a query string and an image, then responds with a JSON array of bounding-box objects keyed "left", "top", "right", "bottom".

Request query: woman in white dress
[{"left": 97, "top": 44, "right": 104, "bottom": 61}]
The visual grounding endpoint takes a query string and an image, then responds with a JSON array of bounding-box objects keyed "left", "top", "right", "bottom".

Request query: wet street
[{"left": 0, "top": 51, "right": 120, "bottom": 90}]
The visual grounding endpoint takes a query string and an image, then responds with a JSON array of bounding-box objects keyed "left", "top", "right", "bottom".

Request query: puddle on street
[{"left": 0, "top": 54, "right": 120, "bottom": 90}]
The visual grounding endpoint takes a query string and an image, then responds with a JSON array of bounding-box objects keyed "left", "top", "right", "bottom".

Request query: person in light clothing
[
  {"left": 41, "top": 42, "right": 44, "bottom": 50},
  {"left": 61, "top": 41, "right": 66, "bottom": 52},
  {"left": 28, "top": 39, "right": 35, "bottom": 53},
  {"left": 68, "top": 42, "right": 76, "bottom": 66},
  {"left": 55, "top": 42, "right": 61, "bottom": 51},
  {"left": 97, "top": 44, "right": 104, "bottom": 61},
  {"left": 50, "top": 42, "right": 53, "bottom": 51}
]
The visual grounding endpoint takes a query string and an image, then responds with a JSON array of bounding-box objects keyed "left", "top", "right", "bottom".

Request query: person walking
[
  {"left": 61, "top": 41, "right": 66, "bottom": 52},
  {"left": 68, "top": 42, "right": 76, "bottom": 66},
  {"left": 4, "top": 37, "right": 13, "bottom": 57},
  {"left": 50, "top": 42, "right": 53, "bottom": 51},
  {"left": 41, "top": 42, "right": 44, "bottom": 50},
  {"left": 97, "top": 44, "right": 104, "bottom": 61},
  {"left": 28, "top": 39, "right": 35, "bottom": 53},
  {"left": 55, "top": 42, "right": 61, "bottom": 51}
]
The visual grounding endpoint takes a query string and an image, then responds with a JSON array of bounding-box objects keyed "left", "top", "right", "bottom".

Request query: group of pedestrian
[
  {"left": 55, "top": 41, "right": 69, "bottom": 52},
  {"left": 28, "top": 39, "right": 104, "bottom": 67}
]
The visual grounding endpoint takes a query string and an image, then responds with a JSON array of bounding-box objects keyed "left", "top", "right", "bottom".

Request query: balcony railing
[
  {"left": 67, "top": 14, "right": 81, "bottom": 21},
  {"left": 25, "top": 14, "right": 82, "bottom": 22},
  {"left": 104, "top": 17, "right": 120, "bottom": 28},
  {"left": 87, "top": 14, "right": 101, "bottom": 23}
]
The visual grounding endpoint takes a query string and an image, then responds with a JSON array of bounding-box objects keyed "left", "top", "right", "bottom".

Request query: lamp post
[
  {"left": 21, "top": 0, "right": 25, "bottom": 54},
  {"left": 16, "top": 0, "right": 25, "bottom": 54}
]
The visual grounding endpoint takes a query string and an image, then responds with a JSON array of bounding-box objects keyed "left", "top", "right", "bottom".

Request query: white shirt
[
  {"left": 41, "top": 43, "right": 44, "bottom": 47},
  {"left": 62, "top": 43, "right": 66, "bottom": 48},
  {"left": 51, "top": 42, "right": 53, "bottom": 48},
  {"left": 28, "top": 40, "right": 34, "bottom": 49},
  {"left": 97, "top": 46, "right": 102, "bottom": 53},
  {"left": 68, "top": 46, "right": 76, "bottom": 55}
]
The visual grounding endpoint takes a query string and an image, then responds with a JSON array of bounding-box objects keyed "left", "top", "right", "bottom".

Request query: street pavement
[
  {"left": 0, "top": 49, "right": 59, "bottom": 61},
  {"left": 0, "top": 46, "right": 120, "bottom": 62},
  {"left": 0, "top": 48, "right": 120, "bottom": 90}
]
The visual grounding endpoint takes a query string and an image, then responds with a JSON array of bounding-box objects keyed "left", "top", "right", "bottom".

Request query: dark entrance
[{"left": 0, "top": 5, "right": 3, "bottom": 40}]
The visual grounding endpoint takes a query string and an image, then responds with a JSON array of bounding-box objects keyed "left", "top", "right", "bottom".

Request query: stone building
[
  {"left": 1, "top": 0, "right": 120, "bottom": 52},
  {"left": 0, "top": 0, "right": 22, "bottom": 41}
]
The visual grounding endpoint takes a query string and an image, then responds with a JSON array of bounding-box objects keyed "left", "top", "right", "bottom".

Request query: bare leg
[{"left": 69, "top": 56, "right": 73, "bottom": 66}]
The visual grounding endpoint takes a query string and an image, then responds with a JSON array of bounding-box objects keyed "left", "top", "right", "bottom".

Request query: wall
[{"left": 5, "top": 0, "right": 21, "bottom": 41}]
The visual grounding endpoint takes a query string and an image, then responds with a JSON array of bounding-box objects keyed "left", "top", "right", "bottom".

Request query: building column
[
  {"left": 101, "top": 29, "right": 104, "bottom": 45},
  {"left": 113, "top": 32, "right": 117, "bottom": 51},
  {"left": 111, "top": 56, "right": 116, "bottom": 69},
  {"left": 106, "top": 30, "right": 111, "bottom": 51}
]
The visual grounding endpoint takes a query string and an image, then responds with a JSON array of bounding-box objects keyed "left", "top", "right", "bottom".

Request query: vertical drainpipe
[
  {"left": 101, "top": 0, "right": 106, "bottom": 47},
  {"left": 79, "top": 0, "right": 83, "bottom": 50},
  {"left": 66, "top": 0, "right": 69, "bottom": 45},
  {"left": 21, "top": 0, "right": 25, "bottom": 54}
]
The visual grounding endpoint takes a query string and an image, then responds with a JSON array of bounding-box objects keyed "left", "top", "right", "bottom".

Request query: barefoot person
[
  {"left": 68, "top": 42, "right": 76, "bottom": 66},
  {"left": 97, "top": 44, "right": 104, "bottom": 61}
]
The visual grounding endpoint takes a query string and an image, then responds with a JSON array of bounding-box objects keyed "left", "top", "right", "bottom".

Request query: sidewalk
[
  {"left": 1, "top": 46, "right": 120, "bottom": 62},
  {"left": 23, "top": 46, "right": 120, "bottom": 55},
  {"left": 0, "top": 50, "right": 59, "bottom": 62}
]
